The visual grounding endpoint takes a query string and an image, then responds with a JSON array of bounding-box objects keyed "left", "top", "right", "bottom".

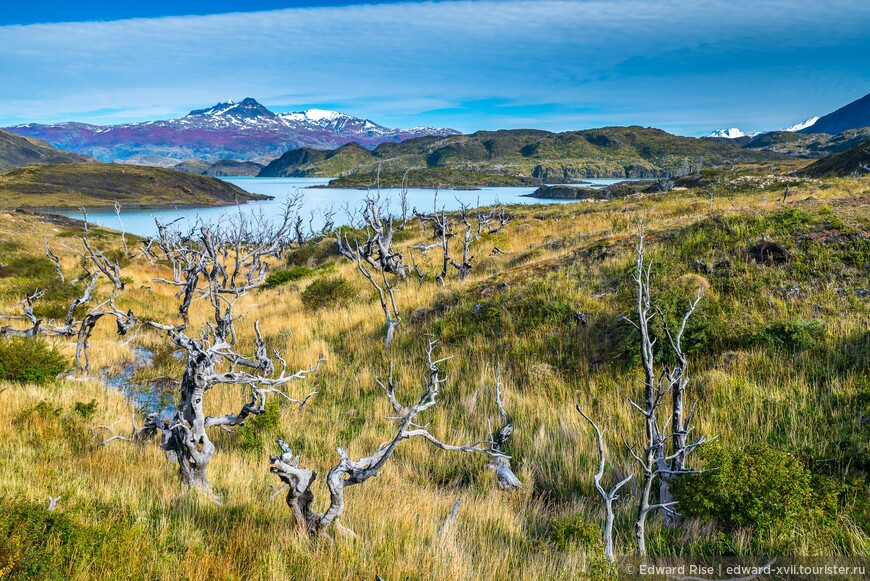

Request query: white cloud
[{"left": 0, "top": 0, "right": 868, "bottom": 133}]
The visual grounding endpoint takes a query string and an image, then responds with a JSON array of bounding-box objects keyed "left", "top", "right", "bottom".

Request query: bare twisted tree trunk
[
  {"left": 577, "top": 406, "right": 633, "bottom": 563},
  {"left": 622, "top": 225, "right": 711, "bottom": 554},
  {"left": 270, "top": 341, "right": 518, "bottom": 537}
]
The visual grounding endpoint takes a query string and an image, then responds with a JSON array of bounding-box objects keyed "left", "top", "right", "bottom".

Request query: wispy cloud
[{"left": 1, "top": 0, "right": 868, "bottom": 134}]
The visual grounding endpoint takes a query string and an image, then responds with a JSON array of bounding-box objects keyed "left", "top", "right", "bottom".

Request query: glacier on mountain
[{"left": 782, "top": 117, "right": 819, "bottom": 132}]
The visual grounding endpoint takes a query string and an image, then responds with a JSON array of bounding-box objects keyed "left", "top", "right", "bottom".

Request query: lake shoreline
[
  {"left": 52, "top": 176, "right": 629, "bottom": 237},
  {"left": 4, "top": 196, "right": 274, "bottom": 213}
]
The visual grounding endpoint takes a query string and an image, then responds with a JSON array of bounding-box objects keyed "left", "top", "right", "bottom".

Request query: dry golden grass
[{"left": 0, "top": 175, "right": 868, "bottom": 579}]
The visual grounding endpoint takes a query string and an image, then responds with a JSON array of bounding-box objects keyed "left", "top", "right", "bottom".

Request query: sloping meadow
[{"left": 0, "top": 175, "right": 867, "bottom": 579}]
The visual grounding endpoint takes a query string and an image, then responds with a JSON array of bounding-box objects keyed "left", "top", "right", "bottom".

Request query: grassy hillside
[
  {"left": 0, "top": 162, "right": 268, "bottom": 208},
  {"left": 744, "top": 128, "right": 870, "bottom": 157},
  {"left": 322, "top": 167, "right": 540, "bottom": 188},
  {"left": 259, "top": 126, "right": 786, "bottom": 186},
  {"left": 0, "top": 172, "right": 867, "bottom": 579},
  {"left": 802, "top": 141, "right": 870, "bottom": 177},
  {"left": 0, "top": 129, "right": 92, "bottom": 172}
]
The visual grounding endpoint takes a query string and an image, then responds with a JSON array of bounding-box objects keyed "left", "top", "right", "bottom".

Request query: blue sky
[{"left": 1, "top": 0, "right": 868, "bottom": 135}]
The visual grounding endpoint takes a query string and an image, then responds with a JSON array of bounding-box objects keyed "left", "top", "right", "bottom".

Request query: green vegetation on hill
[
  {"left": 0, "top": 162, "right": 268, "bottom": 208},
  {"left": 323, "top": 167, "right": 540, "bottom": 188},
  {"left": 0, "top": 129, "right": 92, "bottom": 172},
  {"left": 744, "top": 128, "right": 870, "bottom": 157},
  {"left": 802, "top": 140, "right": 870, "bottom": 177},
  {"left": 259, "top": 126, "right": 786, "bottom": 186}
]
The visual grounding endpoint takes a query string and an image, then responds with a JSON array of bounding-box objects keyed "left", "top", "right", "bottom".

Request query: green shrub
[
  {"left": 73, "top": 400, "right": 98, "bottom": 421},
  {"left": 672, "top": 443, "right": 833, "bottom": 535},
  {"left": 746, "top": 319, "right": 823, "bottom": 352},
  {"left": 262, "top": 266, "right": 314, "bottom": 289},
  {"left": 237, "top": 401, "right": 281, "bottom": 452},
  {"left": 0, "top": 496, "right": 133, "bottom": 580},
  {"left": 300, "top": 277, "right": 356, "bottom": 310},
  {"left": 0, "top": 256, "right": 57, "bottom": 279},
  {"left": 549, "top": 515, "right": 602, "bottom": 551},
  {"left": 0, "top": 337, "right": 67, "bottom": 384}
]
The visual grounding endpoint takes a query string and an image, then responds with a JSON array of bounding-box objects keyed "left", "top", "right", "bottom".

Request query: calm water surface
[{"left": 59, "top": 177, "right": 626, "bottom": 237}]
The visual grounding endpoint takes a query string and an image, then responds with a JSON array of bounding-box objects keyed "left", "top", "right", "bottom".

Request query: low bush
[
  {"left": 0, "top": 337, "right": 67, "bottom": 384},
  {"left": 746, "top": 319, "right": 823, "bottom": 352},
  {"left": 549, "top": 515, "right": 602, "bottom": 551},
  {"left": 262, "top": 266, "right": 314, "bottom": 289},
  {"left": 672, "top": 443, "right": 836, "bottom": 536},
  {"left": 73, "top": 400, "right": 98, "bottom": 421},
  {"left": 0, "top": 496, "right": 134, "bottom": 580},
  {"left": 300, "top": 277, "right": 356, "bottom": 310}
]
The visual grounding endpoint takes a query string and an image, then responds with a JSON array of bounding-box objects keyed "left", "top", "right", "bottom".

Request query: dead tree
[
  {"left": 2, "top": 226, "right": 135, "bottom": 374},
  {"left": 336, "top": 190, "right": 408, "bottom": 279},
  {"left": 44, "top": 239, "right": 64, "bottom": 283},
  {"left": 577, "top": 405, "right": 633, "bottom": 563},
  {"left": 74, "top": 296, "right": 137, "bottom": 374},
  {"left": 143, "top": 204, "right": 321, "bottom": 500},
  {"left": 486, "top": 364, "right": 522, "bottom": 489},
  {"left": 414, "top": 199, "right": 509, "bottom": 283},
  {"left": 657, "top": 289, "right": 705, "bottom": 528},
  {"left": 656, "top": 174, "right": 675, "bottom": 193},
  {"left": 336, "top": 191, "right": 409, "bottom": 348},
  {"left": 451, "top": 202, "right": 490, "bottom": 279},
  {"left": 0, "top": 290, "right": 45, "bottom": 338},
  {"left": 352, "top": 241, "right": 401, "bottom": 349},
  {"left": 270, "top": 341, "right": 516, "bottom": 537},
  {"left": 411, "top": 194, "right": 453, "bottom": 285},
  {"left": 96, "top": 412, "right": 166, "bottom": 446},
  {"left": 80, "top": 210, "right": 125, "bottom": 290},
  {"left": 621, "top": 226, "right": 710, "bottom": 555}
]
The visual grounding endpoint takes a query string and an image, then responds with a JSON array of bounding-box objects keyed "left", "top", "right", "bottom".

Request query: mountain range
[
  {"left": 707, "top": 91, "right": 870, "bottom": 139},
  {"left": 4, "top": 98, "right": 459, "bottom": 165},
  {"left": 797, "top": 92, "right": 870, "bottom": 135}
]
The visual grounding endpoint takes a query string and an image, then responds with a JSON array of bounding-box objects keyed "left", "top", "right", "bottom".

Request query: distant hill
[
  {"left": 801, "top": 140, "right": 870, "bottom": 177},
  {"left": 743, "top": 128, "right": 870, "bottom": 158},
  {"left": 260, "top": 126, "right": 784, "bottom": 186},
  {"left": 0, "top": 163, "right": 266, "bottom": 208},
  {"left": 0, "top": 128, "right": 92, "bottom": 172},
  {"left": 799, "top": 92, "right": 870, "bottom": 135},
  {"left": 174, "top": 159, "right": 264, "bottom": 177},
  {"left": 4, "top": 98, "right": 459, "bottom": 164},
  {"left": 260, "top": 142, "right": 376, "bottom": 178}
]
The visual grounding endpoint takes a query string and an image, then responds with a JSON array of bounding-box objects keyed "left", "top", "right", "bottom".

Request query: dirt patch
[
  {"left": 798, "top": 227, "right": 869, "bottom": 247},
  {"left": 750, "top": 239, "right": 789, "bottom": 265},
  {"left": 15, "top": 209, "right": 88, "bottom": 229}
]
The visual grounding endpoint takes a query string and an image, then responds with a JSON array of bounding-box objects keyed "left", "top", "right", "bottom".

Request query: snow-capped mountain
[
  {"left": 707, "top": 128, "right": 764, "bottom": 139},
  {"left": 706, "top": 127, "right": 763, "bottom": 139},
  {"left": 782, "top": 117, "right": 819, "bottom": 132},
  {"left": 4, "top": 98, "right": 459, "bottom": 164}
]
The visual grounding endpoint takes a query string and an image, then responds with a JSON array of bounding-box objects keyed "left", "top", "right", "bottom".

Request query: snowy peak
[
  {"left": 187, "top": 97, "right": 277, "bottom": 120},
  {"left": 280, "top": 109, "right": 378, "bottom": 133},
  {"left": 708, "top": 128, "right": 749, "bottom": 139},
  {"left": 281, "top": 108, "right": 344, "bottom": 123},
  {"left": 4, "top": 97, "right": 460, "bottom": 164},
  {"left": 782, "top": 117, "right": 819, "bottom": 132}
]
